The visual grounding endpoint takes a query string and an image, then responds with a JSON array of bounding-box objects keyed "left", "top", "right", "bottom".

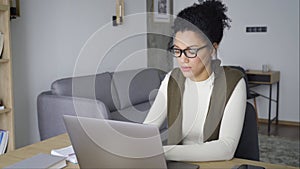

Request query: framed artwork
[{"left": 153, "top": 0, "right": 170, "bottom": 23}]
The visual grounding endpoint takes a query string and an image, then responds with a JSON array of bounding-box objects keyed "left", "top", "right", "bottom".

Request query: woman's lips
[{"left": 180, "top": 66, "right": 192, "bottom": 72}]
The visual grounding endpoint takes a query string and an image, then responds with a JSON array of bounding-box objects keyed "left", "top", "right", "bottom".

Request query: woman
[{"left": 144, "top": 0, "right": 247, "bottom": 162}]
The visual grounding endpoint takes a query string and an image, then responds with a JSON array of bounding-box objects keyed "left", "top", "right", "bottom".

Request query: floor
[
  {"left": 258, "top": 122, "right": 300, "bottom": 141},
  {"left": 257, "top": 122, "right": 300, "bottom": 167}
]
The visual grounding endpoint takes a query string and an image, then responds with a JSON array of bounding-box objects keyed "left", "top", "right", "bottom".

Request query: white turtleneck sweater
[{"left": 143, "top": 72, "right": 246, "bottom": 162}]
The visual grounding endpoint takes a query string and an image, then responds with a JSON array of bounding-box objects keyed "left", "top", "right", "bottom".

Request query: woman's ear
[
  {"left": 213, "top": 42, "right": 219, "bottom": 49},
  {"left": 210, "top": 42, "right": 219, "bottom": 58}
]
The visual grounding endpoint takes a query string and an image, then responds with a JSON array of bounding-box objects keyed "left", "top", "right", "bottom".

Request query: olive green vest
[{"left": 167, "top": 60, "right": 244, "bottom": 145}]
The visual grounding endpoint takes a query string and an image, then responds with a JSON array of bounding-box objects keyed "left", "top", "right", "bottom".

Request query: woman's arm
[
  {"left": 143, "top": 73, "right": 170, "bottom": 128},
  {"left": 163, "top": 79, "right": 247, "bottom": 161}
]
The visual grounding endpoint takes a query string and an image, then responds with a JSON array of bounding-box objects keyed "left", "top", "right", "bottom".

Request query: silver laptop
[{"left": 63, "top": 115, "right": 199, "bottom": 169}]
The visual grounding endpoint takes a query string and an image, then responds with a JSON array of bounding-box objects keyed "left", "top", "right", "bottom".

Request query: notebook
[
  {"left": 3, "top": 153, "right": 66, "bottom": 169},
  {"left": 63, "top": 115, "right": 199, "bottom": 169}
]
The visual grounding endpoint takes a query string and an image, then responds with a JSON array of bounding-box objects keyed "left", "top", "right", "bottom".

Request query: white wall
[
  {"left": 174, "top": 0, "right": 299, "bottom": 122},
  {"left": 221, "top": 0, "right": 299, "bottom": 122},
  {"left": 11, "top": 0, "right": 147, "bottom": 148},
  {"left": 10, "top": 0, "right": 300, "bottom": 148}
]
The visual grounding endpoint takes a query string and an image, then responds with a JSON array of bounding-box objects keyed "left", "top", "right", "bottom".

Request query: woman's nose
[{"left": 178, "top": 55, "right": 189, "bottom": 63}]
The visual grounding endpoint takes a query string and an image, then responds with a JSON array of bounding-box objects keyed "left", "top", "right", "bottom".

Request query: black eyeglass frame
[{"left": 168, "top": 45, "right": 208, "bottom": 58}]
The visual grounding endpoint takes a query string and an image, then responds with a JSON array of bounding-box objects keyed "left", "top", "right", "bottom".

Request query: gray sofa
[
  {"left": 37, "top": 68, "right": 167, "bottom": 141},
  {"left": 37, "top": 67, "right": 260, "bottom": 161}
]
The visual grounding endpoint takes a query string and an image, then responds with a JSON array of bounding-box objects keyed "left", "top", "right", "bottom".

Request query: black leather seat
[
  {"left": 234, "top": 102, "right": 260, "bottom": 161},
  {"left": 227, "top": 66, "right": 260, "bottom": 161}
]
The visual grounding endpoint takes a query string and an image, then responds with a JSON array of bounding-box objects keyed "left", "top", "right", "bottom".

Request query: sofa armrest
[{"left": 37, "top": 92, "right": 109, "bottom": 140}]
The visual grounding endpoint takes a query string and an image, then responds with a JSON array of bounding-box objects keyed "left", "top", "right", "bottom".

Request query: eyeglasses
[{"left": 169, "top": 45, "right": 208, "bottom": 58}]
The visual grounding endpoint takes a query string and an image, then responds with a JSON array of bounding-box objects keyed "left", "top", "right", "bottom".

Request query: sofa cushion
[
  {"left": 110, "top": 101, "right": 151, "bottom": 123},
  {"left": 111, "top": 68, "right": 165, "bottom": 110},
  {"left": 51, "top": 72, "right": 119, "bottom": 111},
  {"left": 110, "top": 100, "right": 168, "bottom": 134}
]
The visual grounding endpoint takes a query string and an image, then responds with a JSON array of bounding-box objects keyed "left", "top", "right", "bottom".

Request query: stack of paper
[
  {"left": 51, "top": 145, "right": 78, "bottom": 164},
  {"left": 0, "top": 129, "right": 8, "bottom": 154},
  {"left": 3, "top": 153, "right": 66, "bottom": 169}
]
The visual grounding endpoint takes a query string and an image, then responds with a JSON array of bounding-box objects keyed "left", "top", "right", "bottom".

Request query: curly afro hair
[{"left": 173, "top": 0, "right": 231, "bottom": 45}]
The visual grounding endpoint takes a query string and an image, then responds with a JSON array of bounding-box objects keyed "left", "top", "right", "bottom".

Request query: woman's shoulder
[
  {"left": 164, "top": 68, "right": 180, "bottom": 79},
  {"left": 222, "top": 66, "right": 244, "bottom": 81},
  {"left": 223, "top": 66, "right": 244, "bottom": 75},
  {"left": 160, "top": 68, "right": 183, "bottom": 87}
]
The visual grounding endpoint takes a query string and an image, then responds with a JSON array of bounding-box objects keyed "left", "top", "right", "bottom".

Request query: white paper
[{"left": 51, "top": 145, "right": 78, "bottom": 164}]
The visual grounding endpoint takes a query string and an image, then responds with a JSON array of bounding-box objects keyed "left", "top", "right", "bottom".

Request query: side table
[{"left": 246, "top": 70, "right": 280, "bottom": 135}]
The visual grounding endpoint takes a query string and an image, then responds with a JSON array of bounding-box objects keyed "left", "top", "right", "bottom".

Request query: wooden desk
[
  {"left": 246, "top": 70, "right": 280, "bottom": 135},
  {"left": 0, "top": 133, "right": 297, "bottom": 169}
]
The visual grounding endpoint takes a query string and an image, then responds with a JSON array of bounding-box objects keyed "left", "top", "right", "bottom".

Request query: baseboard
[{"left": 258, "top": 118, "right": 300, "bottom": 127}]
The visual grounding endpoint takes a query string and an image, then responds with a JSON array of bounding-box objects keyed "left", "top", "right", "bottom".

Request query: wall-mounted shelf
[
  {"left": 0, "top": 0, "right": 15, "bottom": 153},
  {"left": 0, "top": 108, "right": 11, "bottom": 114},
  {"left": 0, "top": 4, "right": 9, "bottom": 11},
  {"left": 0, "top": 59, "right": 9, "bottom": 63}
]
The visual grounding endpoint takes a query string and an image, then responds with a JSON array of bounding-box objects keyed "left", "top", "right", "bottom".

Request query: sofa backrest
[
  {"left": 51, "top": 72, "right": 118, "bottom": 111},
  {"left": 111, "top": 68, "right": 165, "bottom": 110},
  {"left": 51, "top": 68, "right": 166, "bottom": 113}
]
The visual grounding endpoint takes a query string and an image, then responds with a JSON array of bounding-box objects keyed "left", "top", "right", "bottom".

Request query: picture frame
[{"left": 153, "top": 0, "right": 170, "bottom": 23}]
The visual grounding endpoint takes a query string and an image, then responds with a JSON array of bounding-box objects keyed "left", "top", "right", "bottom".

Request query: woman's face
[{"left": 173, "top": 30, "right": 213, "bottom": 81}]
